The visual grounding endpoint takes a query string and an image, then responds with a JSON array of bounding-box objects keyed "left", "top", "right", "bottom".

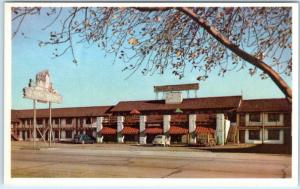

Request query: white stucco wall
[{"left": 163, "top": 115, "right": 171, "bottom": 133}]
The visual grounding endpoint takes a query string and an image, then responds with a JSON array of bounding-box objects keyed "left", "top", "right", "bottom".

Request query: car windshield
[{"left": 155, "top": 136, "right": 163, "bottom": 138}]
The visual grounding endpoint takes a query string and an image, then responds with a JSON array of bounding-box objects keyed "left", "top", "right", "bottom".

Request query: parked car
[
  {"left": 74, "top": 134, "right": 95, "bottom": 144},
  {"left": 152, "top": 135, "right": 171, "bottom": 146}
]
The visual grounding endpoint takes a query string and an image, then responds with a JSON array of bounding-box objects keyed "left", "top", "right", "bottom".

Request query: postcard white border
[{"left": 4, "top": 2, "right": 299, "bottom": 187}]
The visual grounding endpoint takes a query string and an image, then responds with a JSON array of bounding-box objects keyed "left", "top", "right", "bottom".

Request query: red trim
[
  {"left": 101, "top": 127, "right": 117, "bottom": 135},
  {"left": 195, "top": 126, "right": 215, "bottom": 134},
  {"left": 169, "top": 126, "right": 188, "bottom": 135},
  {"left": 145, "top": 127, "right": 163, "bottom": 134},
  {"left": 122, "top": 127, "right": 139, "bottom": 135}
]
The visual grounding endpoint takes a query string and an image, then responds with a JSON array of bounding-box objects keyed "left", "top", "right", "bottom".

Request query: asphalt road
[{"left": 11, "top": 143, "right": 291, "bottom": 178}]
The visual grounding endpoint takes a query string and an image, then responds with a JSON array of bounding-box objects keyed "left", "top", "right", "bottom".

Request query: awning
[
  {"left": 100, "top": 127, "right": 117, "bottom": 135},
  {"left": 122, "top": 127, "right": 139, "bottom": 135},
  {"left": 195, "top": 126, "right": 215, "bottom": 134},
  {"left": 145, "top": 127, "right": 163, "bottom": 134},
  {"left": 169, "top": 126, "right": 188, "bottom": 135}
]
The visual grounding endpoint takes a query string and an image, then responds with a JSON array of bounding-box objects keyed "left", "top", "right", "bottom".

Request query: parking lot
[{"left": 11, "top": 141, "right": 291, "bottom": 178}]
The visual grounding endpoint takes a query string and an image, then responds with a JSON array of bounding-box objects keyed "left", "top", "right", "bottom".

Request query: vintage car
[
  {"left": 152, "top": 135, "right": 171, "bottom": 146},
  {"left": 73, "top": 134, "right": 95, "bottom": 144}
]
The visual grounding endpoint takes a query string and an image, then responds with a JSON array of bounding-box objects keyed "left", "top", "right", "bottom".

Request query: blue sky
[{"left": 11, "top": 8, "right": 292, "bottom": 110}]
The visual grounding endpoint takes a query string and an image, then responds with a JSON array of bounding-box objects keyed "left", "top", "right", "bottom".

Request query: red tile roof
[
  {"left": 145, "top": 127, "right": 163, "bottom": 134},
  {"left": 237, "top": 98, "right": 291, "bottom": 113},
  {"left": 122, "top": 127, "right": 139, "bottom": 134},
  {"left": 12, "top": 106, "right": 113, "bottom": 119},
  {"left": 100, "top": 127, "right": 117, "bottom": 135},
  {"left": 111, "top": 96, "right": 242, "bottom": 113},
  {"left": 195, "top": 127, "right": 215, "bottom": 134},
  {"left": 11, "top": 110, "right": 20, "bottom": 123},
  {"left": 169, "top": 126, "right": 188, "bottom": 135}
]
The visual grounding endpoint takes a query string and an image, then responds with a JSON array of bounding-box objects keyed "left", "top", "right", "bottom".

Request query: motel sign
[
  {"left": 22, "top": 70, "right": 62, "bottom": 148},
  {"left": 23, "top": 87, "right": 62, "bottom": 103},
  {"left": 23, "top": 70, "right": 62, "bottom": 103}
]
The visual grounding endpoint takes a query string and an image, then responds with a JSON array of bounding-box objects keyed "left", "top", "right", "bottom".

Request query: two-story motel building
[{"left": 11, "top": 84, "right": 292, "bottom": 146}]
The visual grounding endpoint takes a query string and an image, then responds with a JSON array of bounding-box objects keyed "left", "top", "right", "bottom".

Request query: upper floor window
[
  {"left": 66, "top": 118, "right": 73, "bottom": 125},
  {"left": 86, "top": 117, "right": 91, "bottom": 124},
  {"left": 239, "top": 114, "right": 246, "bottom": 126},
  {"left": 249, "top": 113, "right": 261, "bottom": 122},
  {"left": 22, "top": 119, "right": 27, "bottom": 125},
  {"left": 54, "top": 118, "right": 59, "bottom": 124},
  {"left": 79, "top": 118, "right": 84, "bottom": 125},
  {"left": 268, "top": 113, "right": 280, "bottom": 122},
  {"left": 37, "top": 119, "right": 43, "bottom": 125}
]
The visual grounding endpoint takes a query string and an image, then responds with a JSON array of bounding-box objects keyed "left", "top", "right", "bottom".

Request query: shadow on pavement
[{"left": 193, "top": 144, "right": 292, "bottom": 154}]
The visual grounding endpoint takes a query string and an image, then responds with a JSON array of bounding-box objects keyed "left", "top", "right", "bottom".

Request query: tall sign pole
[{"left": 23, "top": 70, "right": 62, "bottom": 149}]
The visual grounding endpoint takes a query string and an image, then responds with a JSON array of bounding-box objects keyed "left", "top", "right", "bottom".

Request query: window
[
  {"left": 66, "top": 118, "right": 73, "bottom": 124},
  {"left": 268, "top": 113, "right": 280, "bottom": 122},
  {"left": 37, "top": 119, "right": 43, "bottom": 125},
  {"left": 86, "top": 117, "right": 91, "bottom": 124},
  {"left": 92, "top": 117, "right": 97, "bottom": 124},
  {"left": 268, "top": 129, "right": 280, "bottom": 140},
  {"left": 239, "top": 114, "right": 246, "bottom": 126},
  {"left": 54, "top": 118, "right": 59, "bottom": 124},
  {"left": 66, "top": 131, "right": 73, "bottom": 138},
  {"left": 79, "top": 118, "right": 84, "bottom": 126},
  {"left": 249, "top": 113, "right": 261, "bottom": 122},
  {"left": 248, "top": 130, "right": 260, "bottom": 140}
]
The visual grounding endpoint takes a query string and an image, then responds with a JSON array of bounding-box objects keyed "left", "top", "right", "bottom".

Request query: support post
[
  {"left": 58, "top": 118, "right": 61, "bottom": 141},
  {"left": 33, "top": 100, "right": 37, "bottom": 149},
  {"left": 163, "top": 115, "right": 171, "bottom": 136},
  {"left": 96, "top": 117, "right": 103, "bottom": 143},
  {"left": 139, "top": 115, "right": 147, "bottom": 144},
  {"left": 236, "top": 113, "right": 240, "bottom": 144},
  {"left": 188, "top": 114, "right": 197, "bottom": 144},
  {"left": 49, "top": 102, "right": 52, "bottom": 147},
  {"left": 215, "top": 114, "right": 225, "bottom": 145},
  {"left": 117, "top": 116, "right": 124, "bottom": 143},
  {"left": 262, "top": 112, "right": 264, "bottom": 144}
]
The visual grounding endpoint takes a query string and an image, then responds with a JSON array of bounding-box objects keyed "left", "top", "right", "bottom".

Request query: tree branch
[
  {"left": 134, "top": 7, "right": 172, "bottom": 12},
  {"left": 177, "top": 7, "right": 292, "bottom": 102}
]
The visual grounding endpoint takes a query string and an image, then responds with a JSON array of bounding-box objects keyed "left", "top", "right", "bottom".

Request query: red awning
[
  {"left": 169, "top": 126, "right": 188, "bottom": 135},
  {"left": 195, "top": 126, "right": 215, "bottom": 134},
  {"left": 122, "top": 127, "right": 139, "bottom": 135},
  {"left": 100, "top": 127, "right": 117, "bottom": 135},
  {"left": 145, "top": 127, "right": 163, "bottom": 134}
]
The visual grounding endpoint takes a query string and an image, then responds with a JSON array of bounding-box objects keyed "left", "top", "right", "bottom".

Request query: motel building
[{"left": 11, "top": 83, "right": 292, "bottom": 146}]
